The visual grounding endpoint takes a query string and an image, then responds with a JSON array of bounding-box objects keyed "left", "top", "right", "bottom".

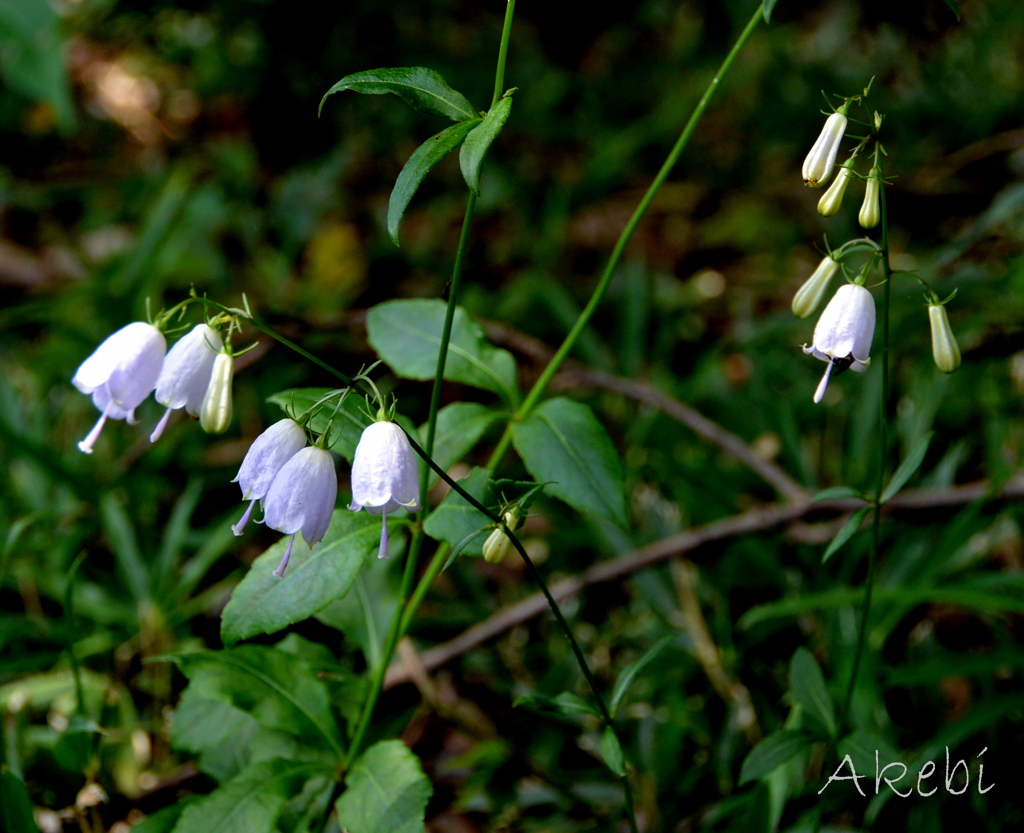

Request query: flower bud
[
  {"left": 199, "top": 351, "right": 234, "bottom": 434},
  {"left": 928, "top": 304, "right": 961, "bottom": 373},
  {"left": 792, "top": 256, "right": 840, "bottom": 319},
  {"left": 859, "top": 167, "right": 882, "bottom": 229},
  {"left": 482, "top": 510, "right": 519, "bottom": 564},
  {"left": 802, "top": 112, "right": 848, "bottom": 188},
  {"left": 817, "top": 159, "right": 854, "bottom": 217}
]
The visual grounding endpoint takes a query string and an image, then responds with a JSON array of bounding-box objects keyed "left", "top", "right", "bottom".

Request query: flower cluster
[
  {"left": 231, "top": 414, "right": 420, "bottom": 576},
  {"left": 73, "top": 319, "right": 235, "bottom": 453}
]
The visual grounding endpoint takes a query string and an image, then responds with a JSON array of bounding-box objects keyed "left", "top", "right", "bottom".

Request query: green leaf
[
  {"left": 422, "top": 467, "right": 493, "bottom": 556},
  {"left": 821, "top": 506, "right": 871, "bottom": 564},
  {"left": 810, "top": 486, "right": 864, "bottom": 502},
  {"left": 367, "top": 299, "right": 519, "bottom": 405},
  {"left": 880, "top": 432, "right": 933, "bottom": 503},
  {"left": 131, "top": 801, "right": 197, "bottom": 833},
  {"left": 170, "top": 687, "right": 261, "bottom": 781},
  {"left": 319, "top": 67, "right": 477, "bottom": 122},
  {"left": 266, "top": 388, "right": 371, "bottom": 462},
  {"left": 609, "top": 636, "right": 673, "bottom": 718},
  {"left": 221, "top": 510, "right": 383, "bottom": 645},
  {"left": 738, "top": 730, "right": 812, "bottom": 784},
  {"left": 513, "top": 691, "right": 601, "bottom": 718},
  {"left": 170, "top": 758, "right": 333, "bottom": 833},
  {"left": 460, "top": 95, "right": 513, "bottom": 194},
  {"left": 0, "top": 767, "right": 41, "bottom": 833},
  {"left": 599, "top": 727, "right": 626, "bottom": 777},
  {"left": 171, "top": 646, "right": 344, "bottom": 758},
  {"left": 336, "top": 740, "right": 432, "bottom": 833},
  {"left": 388, "top": 119, "right": 480, "bottom": 246},
  {"left": 788, "top": 648, "right": 837, "bottom": 740},
  {"left": 422, "top": 403, "right": 502, "bottom": 484},
  {"left": 838, "top": 730, "right": 903, "bottom": 778},
  {"left": 942, "top": 0, "right": 961, "bottom": 21},
  {"left": 53, "top": 714, "right": 100, "bottom": 773},
  {"left": 512, "top": 398, "right": 627, "bottom": 527},
  {"left": 762, "top": 0, "right": 779, "bottom": 23}
]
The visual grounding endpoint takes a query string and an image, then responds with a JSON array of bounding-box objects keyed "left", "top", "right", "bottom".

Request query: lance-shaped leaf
[
  {"left": 336, "top": 740, "right": 432, "bottom": 833},
  {"left": 821, "top": 505, "right": 871, "bottom": 564},
  {"left": 389, "top": 119, "right": 480, "bottom": 246},
  {"left": 880, "top": 432, "right": 933, "bottom": 503},
  {"left": 319, "top": 67, "right": 476, "bottom": 122},
  {"left": 739, "top": 730, "right": 812, "bottom": 784},
  {"left": 221, "top": 510, "right": 383, "bottom": 645},
  {"left": 789, "top": 647, "right": 837, "bottom": 740},
  {"left": 460, "top": 95, "right": 513, "bottom": 194},
  {"left": 512, "top": 397, "right": 627, "bottom": 527}
]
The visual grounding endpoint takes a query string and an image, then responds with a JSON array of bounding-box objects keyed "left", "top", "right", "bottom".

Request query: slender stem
[
  {"left": 487, "top": 4, "right": 763, "bottom": 469},
  {"left": 840, "top": 173, "right": 891, "bottom": 728},
  {"left": 491, "top": 0, "right": 516, "bottom": 107}
]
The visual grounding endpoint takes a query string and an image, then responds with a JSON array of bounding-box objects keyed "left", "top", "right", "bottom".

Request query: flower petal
[{"left": 154, "top": 324, "right": 223, "bottom": 414}]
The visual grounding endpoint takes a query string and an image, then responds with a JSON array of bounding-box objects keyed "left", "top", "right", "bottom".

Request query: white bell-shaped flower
[
  {"left": 802, "top": 111, "right": 848, "bottom": 188},
  {"left": 73, "top": 322, "right": 167, "bottom": 454},
  {"left": 149, "top": 323, "right": 224, "bottom": 443},
  {"left": 231, "top": 418, "right": 308, "bottom": 536},
  {"left": 348, "top": 420, "right": 421, "bottom": 558},
  {"left": 263, "top": 445, "right": 338, "bottom": 577},
  {"left": 803, "top": 283, "right": 875, "bottom": 403}
]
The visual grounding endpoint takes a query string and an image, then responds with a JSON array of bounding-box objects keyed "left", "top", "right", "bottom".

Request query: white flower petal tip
[
  {"left": 263, "top": 446, "right": 338, "bottom": 547},
  {"left": 72, "top": 322, "right": 166, "bottom": 452},
  {"left": 348, "top": 421, "right": 421, "bottom": 516},
  {"left": 804, "top": 284, "right": 876, "bottom": 403},
  {"left": 802, "top": 112, "right": 848, "bottom": 188}
]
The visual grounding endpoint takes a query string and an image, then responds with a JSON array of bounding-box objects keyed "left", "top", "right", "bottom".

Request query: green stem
[
  {"left": 491, "top": 0, "right": 516, "bottom": 107},
  {"left": 840, "top": 174, "right": 891, "bottom": 728},
  {"left": 487, "top": 4, "right": 763, "bottom": 469}
]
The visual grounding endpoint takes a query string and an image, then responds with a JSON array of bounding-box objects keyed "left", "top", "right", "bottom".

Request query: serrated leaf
[
  {"left": 0, "top": 767, "right": 41, "bottom": 833},
  {"left": 512, "top": 398, "right": 627, "bottom": 527},
  {"left": 336, "top": 740, "right": 432, "bottom": 833},
  {"left": 319, "top": 67, "right": 476, "bottom": 122},
  {"left": 460, "top": 95, "right": 513, "bottom": 194},
  {"left": 422, "top": 467, "right": 493, "bottom": 556},
  {"left": 738, "top": 730, "right": 812, "bottom": 784},
  {"left": 881, "top": 432, "right": 933, "bottom": 503},
  {"left": 789, "top": 647, "right": 837, "bottom": 740},
  {"left": 942, "top": 0, "right": 961, "bottom": 21},
  {"left": 266, "top": 388, "right": 370, "bottom": 463},
  {"left": 388, "top": 119, "right": 480, "bottom": 246},
  {"left": 170, "top": 687, "right": 261, "bottom": 781},
  {"left": 513, "top": 691, "right": 601, "bottom": 718},
  {"left": 367, "top": 299, "right": 519, "bottom": 405},
  {"left": 609, "top": 636, "right": 673, "bottom": 718},
  {"left": 599, "top": 727, "right": 625, "bottom": 777},
  {"left": 171, "top": 646, "right": 344, "bottom": 758},
  {"left": 810, "top": 485, "right": 864, "bottom": 503},
  {"left": 421, "top": 403, "right": 502, "bottom": 484},
  {"left": 171, "top": 758, "right": 333, "bottom": 833},
  {"left": 822, "top": 506, "right": 871, "bottom": 564},
  {"left": 221, "top": 510, "right": 383, "bottom": 645},
  {"left": 762, "top": 0, "right": 779, "bottom": 22}
]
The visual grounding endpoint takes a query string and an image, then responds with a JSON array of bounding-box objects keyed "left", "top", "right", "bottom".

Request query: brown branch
[
  {"left": 482, "top": 319, "right": 807, "bottom": 503},
  {"left": 384, "top": 475, "right": 1024, "bottom": 689}
]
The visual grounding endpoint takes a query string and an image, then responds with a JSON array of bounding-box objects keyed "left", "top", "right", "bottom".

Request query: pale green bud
[
  {"left": 817, "top": 159, "right": 854, "bottom": 217},
  {"left": 199, "top": 352, "right": 234, "bottom": 434},
  {"left": 858, "top": 167, "right": 882, "bottom": 229},
  {"left": 482, "top": 510, "right": 519, "bottom": 564},
  {"left": 792, "top": 256, "right": 840, "bottom": 319},
  {"left": 802, "top": 112, "right": 848, "bottom": 188},
  {"left": 928, "top": 304, "right": 961, "bottom": 373}
]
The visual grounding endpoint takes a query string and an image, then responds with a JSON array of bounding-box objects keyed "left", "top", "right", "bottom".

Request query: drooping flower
[
  {"left": 149, "top": 323, "right": 223, "bottom": 443},
  {"left": 858, "top": 166, "right": 882, "bottom": 229},
  {"left": 792, "top": 255, "right": 841, "bottom": 319},
  {"left": 73, "top": 322, "right": 167, "bottom": 454},
  {"left": 232, "top": 418, "right": 308, "bottom": 536},
  {"left": 348, "top": 420, "right": 420, "bottom": 559},
  {"left": 199, "top": 351, "right": 234, "bottom": 434},
  {"left": 802, "top": 111, "right": 848, "bottom": 188},
  {"left": 803, "top": 283, "right": 876, "bottom": 403},
  {"left": 928, "top": 303, "right": 961, "bottom": 373},
  {"left": 263, "top": 446, "right": 338, "bottom": 577},
  {"left": 817, "top": 157, "right": 855, "bottom": 216}
]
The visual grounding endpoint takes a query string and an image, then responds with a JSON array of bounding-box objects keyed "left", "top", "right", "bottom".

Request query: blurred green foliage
[{"left": 1, "top": 0, "right": 1023, "bottom": 830}]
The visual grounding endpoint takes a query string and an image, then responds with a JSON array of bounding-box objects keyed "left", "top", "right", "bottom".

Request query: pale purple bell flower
[
  {"left": 263, "top": 445, "right": 338, "bottom": 577},
  {"left": 73, "top": 322, "right": 167, "bottom": 454},
  {"left": 231, "top": 418, "right": 308, "bottom": 536},
  {"left": 149, "top": 323, "right": 224, "bottom": 443},
  {"left": 348, "top": 420, "right": 421, "bottom": 559}
]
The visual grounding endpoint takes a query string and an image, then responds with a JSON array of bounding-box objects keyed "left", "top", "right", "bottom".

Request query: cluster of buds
[
  {"left": 72, "top": 318, "right": 236, "bottom": 454},
  {"left": 231, "top": 408, "right": 420, "bottom": 577}
]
